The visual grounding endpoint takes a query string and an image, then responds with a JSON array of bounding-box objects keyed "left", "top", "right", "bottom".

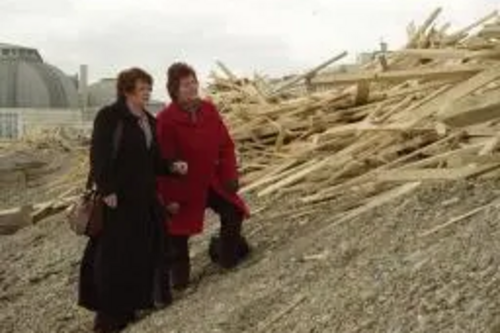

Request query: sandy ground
[{"left": 2, "top": 180, "right": 500, "bottom": 332}]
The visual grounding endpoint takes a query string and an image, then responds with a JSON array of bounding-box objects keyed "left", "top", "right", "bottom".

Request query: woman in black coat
[{"left": 78, "top": 68, "right": 187, "bottom": 333}]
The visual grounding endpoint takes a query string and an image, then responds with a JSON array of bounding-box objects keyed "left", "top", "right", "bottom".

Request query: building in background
[
  {"left": 0, "top": 43, "right": 82, "bottom": 138},
  {"left": 0, "top": 43, "right": 78, "bottom": 108},
  {"left": 0, "top": 43, "right": 165, "bottom": 139}
]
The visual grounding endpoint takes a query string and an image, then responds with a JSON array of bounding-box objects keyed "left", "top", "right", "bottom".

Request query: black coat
[{"left": 79, "top": 98, "right": 174, "bottom": 314}]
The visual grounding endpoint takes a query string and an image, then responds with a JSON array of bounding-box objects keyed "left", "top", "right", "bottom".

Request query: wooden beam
[
  {"left": 299, "top": 132, "right": 466, "bottom": 204},
  {"left": 216, "top": 60, "right": 238, "bottom": 81},
  {"left": 419, "top": 197, "right": 500, "bottom": 237},
  {"left": 257, "top": 158, "right": 331, "bottom": 197},
  {"left": 354, "top": 80, "right": 370, "bottom": 105},
  {"left": 271, "top": 51, "right": 348, "bottom": 94},
  {"left": 320, "top": 123, "right": 436, "bottom": 138},
  {"left": 325, "top": 182, "right": 421, "bottom": 226},
  {"left": 436, "top": 66, "right": 500, "bottom": 117},
  {"left": 407, "top": 7, "right": 443, "bottom": 48},
  {"left": 478, "top": 25, "right": 500, "bottom": 39},
  {"left": 395, "top": 49, "right": 500, "bottom": 60},
  {"left": 310, "top": 65, "right": 485, "bottom": 86},
  {"left": 376, "top": 163, "right": 500, "bottom": 182},
  {"left": 438, "top": 88, "right": 500, "bottom": 127},
  {"left": 405, "top": 65, "right": 500, "bottom": 127},
  {"left": 0, "top": 205, "right": 33, "bottom": 235},
  {"left": 446, "top": 10, "right": 499, "bottom": 43}
]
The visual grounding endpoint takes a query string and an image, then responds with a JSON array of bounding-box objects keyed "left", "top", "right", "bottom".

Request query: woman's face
[
  {"left": 126, "top": 79, "right": 152, "bottom": 107},
  {"left": 177, "top": 75, "right": 199, "bottom": 103}
]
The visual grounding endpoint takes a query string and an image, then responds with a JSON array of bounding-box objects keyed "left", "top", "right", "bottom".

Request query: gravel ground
[{"left": 2, "top": 180, "right": 500, "bottom": 332}]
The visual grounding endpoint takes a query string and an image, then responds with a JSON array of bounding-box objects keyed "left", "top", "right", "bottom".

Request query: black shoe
[
  {"left": 209, "top": 235, "right": 251, "bottom": 268},
  {"left": 171, "top": 261, "right": 190, "bottom": 290},
  {"left": 93, "top": 312, "right": 131, "bottom": 333}
]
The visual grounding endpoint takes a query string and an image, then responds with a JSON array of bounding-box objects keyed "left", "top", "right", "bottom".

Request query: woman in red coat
[{"left": 157, "top": 62, "right": 250, "bottom": 290}]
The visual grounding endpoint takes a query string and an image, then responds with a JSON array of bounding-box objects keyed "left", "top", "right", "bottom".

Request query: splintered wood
[{"left": 209, "top": 9, "right": 500, "bottom": 217}]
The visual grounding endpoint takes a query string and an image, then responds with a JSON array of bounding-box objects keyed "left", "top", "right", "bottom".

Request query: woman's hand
[
  {"left": 172, "top": 161, "right": 188, "bottom": 175},
  {"left": 103, "top": 193, "right": 118, "bottom": 208},
  {"left": 225, "top": 179, "right": 239, "bottom": 194},
  {"left": 166, "top": 202, "right": 180, "bottom": 215}
]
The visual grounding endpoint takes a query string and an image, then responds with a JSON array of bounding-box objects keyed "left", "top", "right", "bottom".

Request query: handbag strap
[{"left": 85, "top": 120, "right": 124, "bottom": 191}]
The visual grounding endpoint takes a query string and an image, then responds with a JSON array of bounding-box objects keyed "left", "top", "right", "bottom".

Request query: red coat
[{"left": 156, "top": 100, "right": 250, "bottom": 235}]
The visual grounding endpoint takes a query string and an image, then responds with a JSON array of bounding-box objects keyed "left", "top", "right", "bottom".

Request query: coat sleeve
[
  {"left": 156, "top": 112, "right": 184, "bottom": 203},
  {"left": 90, "top": 107, "right": 117, "bottom": 196},
  {"left": 151, "top": 117, "right": 176, "bottom": 176},
  {"left": 156, "top": 113, "right": 178, "bottom": 161},
  {"left": 216, "top": 111, "right": 239, "bottom": 183},
  {"left": 153, "top": 144, "right": 176, "bottom": 176}
]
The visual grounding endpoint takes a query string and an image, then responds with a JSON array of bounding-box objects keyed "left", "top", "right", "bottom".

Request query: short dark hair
[
  {"left": 116, "top": 67, "right": 153, "bottom": 97},
  {"left": 166, "top": 62, "right": 197, "bottom": 101}
]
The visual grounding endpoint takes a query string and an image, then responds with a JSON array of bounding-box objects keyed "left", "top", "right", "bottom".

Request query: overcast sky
[{"left": 0, "top": 0, "right": 497, "bottom": 99}]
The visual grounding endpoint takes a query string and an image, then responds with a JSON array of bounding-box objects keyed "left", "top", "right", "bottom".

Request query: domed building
[
  {"left": 0, "top": 43, "right": 78, "bottom": 108},
  {"left": 87, "top": 78, "right": 116, "bottom": 108}
]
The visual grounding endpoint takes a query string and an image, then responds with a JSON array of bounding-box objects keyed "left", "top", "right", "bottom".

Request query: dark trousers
[{"left": 169, "top": 189, "right": 244, "bottom": 289}]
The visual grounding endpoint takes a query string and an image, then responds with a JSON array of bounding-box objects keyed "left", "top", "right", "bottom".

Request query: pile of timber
[{"left": 208, "top": 8, "right": 500, "bottom": 212}]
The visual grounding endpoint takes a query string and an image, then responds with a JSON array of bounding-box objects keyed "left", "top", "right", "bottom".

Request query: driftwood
[
  {"left": 0, "top": 196, "right": 78, "bottom": 235},
  {"left": 0, "top": 205, "right": 33, "bottom": 235}
]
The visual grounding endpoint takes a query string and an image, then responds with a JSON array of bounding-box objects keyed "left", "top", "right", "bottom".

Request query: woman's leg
[
  {"left": 207, "top": 189, "right": 248, "bottom": 269},
  {"left": 169, "top": 235, "right": 190, "bottom": 290}
]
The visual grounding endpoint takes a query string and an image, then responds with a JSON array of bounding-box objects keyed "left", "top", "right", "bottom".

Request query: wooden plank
[
  {"left": 257, "top": 158, "right": 331, "bottom": 197},
  {"left": 216, "top": 60, "right": 238, "bottom": 81},
  {"left": 395, "top": 49, "right": 500, "bottom": 60},
  {"left": 407, "top": 7, "right": 442, "bottom": 48},
  {"left": 258, "top": 131, "right": 385, "bottom": 197},
  {"left": 0, "top": 205, "right": 33, "bottom": 235},
  {"left": 254, "top": 295, "right": 307, "bottom": 333},
  {"left": 445, "top": 10, "right": 499, "bottom": 43},
  {"left": 299, "top": 132, "right": 466, "bottom": 204},
  {"left": 310, "top": 65, "right": 485, "bottom": 86},
  {"left": 406, "top": 65, "right": 500, "bottom": 127},
  {"left": 325, "top": 182, "right": 421, "bottom": 226},
  {"left": 419, "top": 197, "right": 500, "bottom": 237},
  {"left": 241, "top": 159, "right": 310, "bottom": 193},
  {"left": 479, "top": 134, "right": 500, "bottom": 156},
  {"left": 376, "top": 163, "right": 500, "bottom": 182},
  {"left": 478, "top": 25, "right": 500, "bottom": 39},
  {"left": 320, "top": 123, "right": 435, "bottom": 138},
  {"left": 31, "top": 196, "right": 77, "bottom": 224},
  {"left": 397, "top": 143, "right": 483, "bottom": 170},
  {"left": 436, "top": 66, "right": 500, "bottom": 117},
  {"left": 438, "top": 88, "right": 500, "bottom": 127},
  {"left": 354, "top": 80, "right": 370, "bottom": 105},
  {"left": 271, "top": 51, "right": 348, "bottom": 94}
]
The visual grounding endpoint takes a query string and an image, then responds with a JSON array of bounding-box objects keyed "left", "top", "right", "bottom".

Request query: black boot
[
  {"left": 171, "top": 261, "right": 190, "bottom": 290},
  {"left": 93, "top": 312, "right": 131, "bottom": 333},
  {"left": 206, "top": 189, "right": 251, "bottom": 269},
  {"left": 209, "top": 234, "right": 251, "bottom": 269},
  {"left": 170, "top": 236, "right": 190, "bottom": 290}
]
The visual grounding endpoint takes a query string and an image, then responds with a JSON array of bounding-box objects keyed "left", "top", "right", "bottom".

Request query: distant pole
[{"left": 79, "top": 64, "right": 89, "bottom": 120}]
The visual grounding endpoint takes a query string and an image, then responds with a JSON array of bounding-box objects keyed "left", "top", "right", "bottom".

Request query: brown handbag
[
  {"left": 67, "top": 121, "right": 123, "bottom": 237},
  {"left": 67, "top": 190, "right": 104, "bottom": 237}
]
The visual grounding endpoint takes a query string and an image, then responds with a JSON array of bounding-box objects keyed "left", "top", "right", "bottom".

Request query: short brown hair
[
  {"left": 166, "top": 62, "right": 197, "bottom": 101},
  {"left": 116, "top": 67, "right": 153, "bottom": 97}
]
